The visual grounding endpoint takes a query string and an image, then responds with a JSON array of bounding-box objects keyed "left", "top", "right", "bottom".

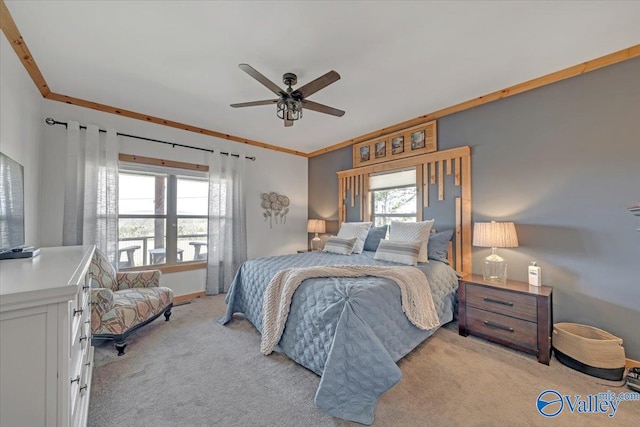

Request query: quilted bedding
[{"left": 219, "top": 250, "right": 459, "bottom": 425}]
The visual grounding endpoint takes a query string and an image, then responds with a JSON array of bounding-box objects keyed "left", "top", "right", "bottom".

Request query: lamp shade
[
  {"left": 473, "top": 221, "right": 519, "bottom": 248},
  {"left": 307, "top": 219, "right": 326, "bottom": 234}
]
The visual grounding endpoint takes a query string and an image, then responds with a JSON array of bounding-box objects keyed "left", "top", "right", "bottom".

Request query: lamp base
[
  {"left": 310, "top": 235, "right": 323, "bottom": 251},
  {"left": 482, "top": 251, "right": 507, "bottom": 284}
]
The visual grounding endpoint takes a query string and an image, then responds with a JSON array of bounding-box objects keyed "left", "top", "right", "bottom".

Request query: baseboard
[
  {"left": 174, "top": 291, "right": 206, "bottom": 305},
  {"left": 626, "top": 358, "right": 640, "bottom": 369}
]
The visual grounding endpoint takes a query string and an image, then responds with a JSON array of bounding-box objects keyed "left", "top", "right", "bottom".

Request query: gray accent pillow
[
  {"left": 428, "top": 229, "right": 454, "bottom": 264},
  {"left": 373, "top": 240, "right": 422, "bottom": 266},
  {"left": 323, "top": 237, "right": 357, "bottom": 255},
  {"left": 363, "top": 225, "right": 388, "bottom": 252}
]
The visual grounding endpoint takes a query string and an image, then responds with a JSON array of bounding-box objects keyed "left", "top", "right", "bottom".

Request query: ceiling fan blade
[
  {"left": 230, "top": 99, "right": 279, "bottom": 108},
  {"left": 302, "top": 100, "right": 345, "bottom": 117},
  {"left": 238, "top": 64, "right": 285, "bottom": 96},
  {"left": 292, "top": 70, "right": 340, "bottom": 99}
]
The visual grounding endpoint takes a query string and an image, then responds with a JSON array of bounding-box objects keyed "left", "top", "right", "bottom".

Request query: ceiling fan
[{"left": 231, "top": 64, "right": 345, "bottom": 127}]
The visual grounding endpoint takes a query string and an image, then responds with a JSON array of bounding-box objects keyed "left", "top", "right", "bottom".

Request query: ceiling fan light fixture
[
  {"left": 277, "top": 98, "right": 303, "bottom": 121},
  {"left": 232, "top": 64, "right": 343, "bottom": 127}
]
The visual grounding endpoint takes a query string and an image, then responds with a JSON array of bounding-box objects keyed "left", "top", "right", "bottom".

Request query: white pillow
[
  {"left": 337, "top": 222, "right": 372, "bottom": 254},
  {"left": 389, "top": 220, "right": 435, "bottom": 263},
  {"left": 323, "top": 237, "right": 357, "bottom": 255},
  {"left": 373, "top": 240, "right": 422, "bottom": 266}
]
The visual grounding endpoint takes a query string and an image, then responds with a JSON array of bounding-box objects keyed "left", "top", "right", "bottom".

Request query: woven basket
[{"left": 552, "top": 322, "right": 626, "bottom": 380}]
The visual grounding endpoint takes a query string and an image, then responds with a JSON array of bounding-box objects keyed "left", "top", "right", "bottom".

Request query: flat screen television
[{"left": 0, "top": 152, "right": 25, "bottom": 252}]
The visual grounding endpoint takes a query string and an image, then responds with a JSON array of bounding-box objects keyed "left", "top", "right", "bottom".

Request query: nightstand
[{"left": 458, "top": 274, "right": 553, "bottom": 365}]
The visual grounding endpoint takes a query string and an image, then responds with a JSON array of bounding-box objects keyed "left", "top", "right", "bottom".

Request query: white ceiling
[{"left": 6, "top": 1, "right": 640, "bottom": 154}]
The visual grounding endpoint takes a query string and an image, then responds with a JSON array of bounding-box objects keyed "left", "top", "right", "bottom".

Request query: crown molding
[
  {"left": 44, "top": 92, "right": 307, "bottom": 157},
  {"left": 307, "top": 44, "right": 640, "bottom": 158},
  {"left": 0, "top": 0, "right": 50, "bottom": 97},
  {"left": 0, "top": 0, "right": 306, "bottom": 158},
  {"left": 2, "top": 1, "right": 638, "bottom": 160}
]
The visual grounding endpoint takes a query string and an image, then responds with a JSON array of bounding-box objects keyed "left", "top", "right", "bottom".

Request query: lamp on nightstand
[
  {"left": 307, "top": 219, "right": 326, "bottom": 251},
  {"left": 473, "top": 221, "right": 519, "bottom": 284}
]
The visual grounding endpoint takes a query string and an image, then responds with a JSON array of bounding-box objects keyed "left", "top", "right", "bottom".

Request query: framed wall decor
[
  {"left": 391, "top": 136, "right": 404, "bottom": 154},
  {"left": 352, "top": 120, "right": 437, "bottom": 167},
  {"left": 374, "top": 140, "right": 387, "bottom": 158},
  {"left": 359, "top": 145, "right": 370, "bottom": 163}
]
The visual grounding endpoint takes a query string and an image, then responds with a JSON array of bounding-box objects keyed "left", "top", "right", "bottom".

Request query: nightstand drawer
[
  {"left": 466, "top": 284, "right": 537, "bottom": 322},
  {"left": 467, "top": 307, "right": 537, "bottom": 351}
]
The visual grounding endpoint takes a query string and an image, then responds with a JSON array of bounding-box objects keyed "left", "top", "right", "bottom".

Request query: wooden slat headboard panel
[{"left": 337, "top": 146, "right": 472, "bottom": 275}]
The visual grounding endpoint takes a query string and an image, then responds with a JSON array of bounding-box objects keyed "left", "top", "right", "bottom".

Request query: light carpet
[{"left": 89, "top": 296, "right": 639, "bottom": 426}]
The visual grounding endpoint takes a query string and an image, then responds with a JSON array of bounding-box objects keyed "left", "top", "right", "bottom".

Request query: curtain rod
[{"left": 44, "top": 118, "right": 256, "bottom": 161}]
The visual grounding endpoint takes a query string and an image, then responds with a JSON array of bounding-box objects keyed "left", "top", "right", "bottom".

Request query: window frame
[
  {"left": 117, "top": 154, "right": 209, "bottom": 273},
  {"left": 370, "top": 183, "right": 418, "bottom": 226}
]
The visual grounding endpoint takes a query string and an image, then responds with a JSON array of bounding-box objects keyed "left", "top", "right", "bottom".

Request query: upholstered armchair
[{"left": 90, "top": 249, "right": 174, "bottom": 355}]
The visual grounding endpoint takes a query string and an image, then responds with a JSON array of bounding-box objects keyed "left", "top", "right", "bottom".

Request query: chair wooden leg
[{"left": 164, "top": 306, "right": 172, "bottom": 321}]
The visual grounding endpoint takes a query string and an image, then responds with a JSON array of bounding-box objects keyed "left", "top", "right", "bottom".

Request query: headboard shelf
[{"left": 336, "top": 146, "right": 472, "bottom": 275}]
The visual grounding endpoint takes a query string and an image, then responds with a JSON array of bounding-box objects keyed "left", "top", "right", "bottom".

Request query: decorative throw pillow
[
  {"left": 363, "top": 225, "right": 388, "bottom": 252},
  {"left": 389, "top": 219, "right": 435, "bottom": 263},
  {"left": 336, "top": 222, "right": 372, "bottom": 254},
  {"left": 323, "top": 237, "right": 358, "bottom": 255},
  {"left": 428, "top": 229, "right": 454, "bottom": 264},
  {"left": 373, "top": 240, "right": 422, "bottom": 266}
]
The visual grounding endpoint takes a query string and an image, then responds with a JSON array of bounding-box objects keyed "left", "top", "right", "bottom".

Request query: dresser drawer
[
  {"left": 466, "top": 284, "right": 537, "bottom": 322},
  {"left": 70, "top": 292, "right": 90, "bottom": 353},
  {"left": 466, "top": 306, "right": 537, "bottom": 351}
]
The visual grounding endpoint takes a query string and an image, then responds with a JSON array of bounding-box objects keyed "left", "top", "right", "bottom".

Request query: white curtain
[
  {"left": 63, "top": 121, "right": 119, "bottom": 266},
  {"left": 206, "top": 153, "right": 247, "bottom": 295}
]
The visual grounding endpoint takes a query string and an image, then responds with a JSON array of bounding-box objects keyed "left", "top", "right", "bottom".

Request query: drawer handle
[
  {"left": 70, "top": 375, "right": 80, "bottom": 385},
  {"left": 483, "top": 297, "right": 513, "bottom": 307},
  {"left": 483, "top": 320, "right": 514, "bottom": 332},
  {"left": 73, "top": 308, "right": 83, "bottom": 316},
  {"left": 79, "top": 384, "right": 88, "bottom": 393},
  {"left": 79, "top": 335, "right": 88, "bottom": 343},
  {"left": 85, "top": 361, "right": 91, "bottom": 368},
  {"left": 85, "top": 320, "right": 91, "bottom": 325},
  {"left": 82, "top": 285, "right": 90, "bottom": 290}
]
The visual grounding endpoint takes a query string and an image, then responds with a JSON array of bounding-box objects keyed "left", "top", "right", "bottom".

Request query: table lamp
[
  {"left": 307, "top": 219, "right": 326, "bottom": 251},
  {"left": 473, "top": 221, "right": 519, "bottom": 284}
]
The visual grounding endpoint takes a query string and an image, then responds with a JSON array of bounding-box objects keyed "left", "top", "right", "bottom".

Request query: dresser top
[
  {"left": 460, "top": 274, "right": 553, "bottom": 296},
  {"left": 0, "top": 246, "right": 95, "bottom": 310}
]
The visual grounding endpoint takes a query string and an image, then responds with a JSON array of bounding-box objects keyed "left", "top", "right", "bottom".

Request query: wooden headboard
[{"left": 336, "top": 146, "right": 471, "bottom": 275}]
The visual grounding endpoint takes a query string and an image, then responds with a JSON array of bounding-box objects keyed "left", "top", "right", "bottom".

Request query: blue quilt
[{"left": 219, "top": 251, "right": 459, "bottom": 425}]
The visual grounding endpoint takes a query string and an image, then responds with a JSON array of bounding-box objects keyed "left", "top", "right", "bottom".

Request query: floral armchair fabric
[{"left": 90, "top": 249, "right": 174, "bottom": 355}]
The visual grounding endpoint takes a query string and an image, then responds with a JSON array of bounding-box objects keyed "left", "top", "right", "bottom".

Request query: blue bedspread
[{"left": 219, "top": 251, "right": 459, "bottom": 425}]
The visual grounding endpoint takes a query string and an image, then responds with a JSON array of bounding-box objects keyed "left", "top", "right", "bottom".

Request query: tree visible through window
[
  {"left": 370, "top": 169, "right": 417, "bottom": 226},
  {"left": 118, "top": 162, "right": 208, "bottom": 269}
]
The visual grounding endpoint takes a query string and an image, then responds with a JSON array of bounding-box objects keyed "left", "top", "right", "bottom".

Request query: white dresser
[{"left": 0, "top": 245, "right": 95, "bottom": 427}]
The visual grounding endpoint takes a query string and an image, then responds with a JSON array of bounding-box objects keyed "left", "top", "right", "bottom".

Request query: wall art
[
  {"left": 352, "top": 120, "right": 437, "bottom": 168},
  {"left": 261, "top": 192, "right": 290, "bottom": 228}
]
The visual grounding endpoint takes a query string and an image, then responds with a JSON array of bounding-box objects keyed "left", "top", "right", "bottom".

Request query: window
[
  {"left": 370, "top": 169, "right": 417, "bottom": 227},
  {"left": 118, "top": 161, "right": 208, "bottom": 269}
]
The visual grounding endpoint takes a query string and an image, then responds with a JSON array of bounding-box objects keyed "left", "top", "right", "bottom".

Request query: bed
[
  {"left": 220, "top": 146, "right": 472, "bottom": 424},
  {"left": 220, "top": 250, "right": 459, "bottom": 424}
]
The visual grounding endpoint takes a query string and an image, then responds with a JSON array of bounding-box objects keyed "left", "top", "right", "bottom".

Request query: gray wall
[{"left": 308, "top": 57, "right": 640, "bottom": 359}]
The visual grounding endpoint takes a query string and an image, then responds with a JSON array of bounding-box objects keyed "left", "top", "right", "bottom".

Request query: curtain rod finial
[{"left": 45, "top": 117, "right": 56, "bottom": 126}]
